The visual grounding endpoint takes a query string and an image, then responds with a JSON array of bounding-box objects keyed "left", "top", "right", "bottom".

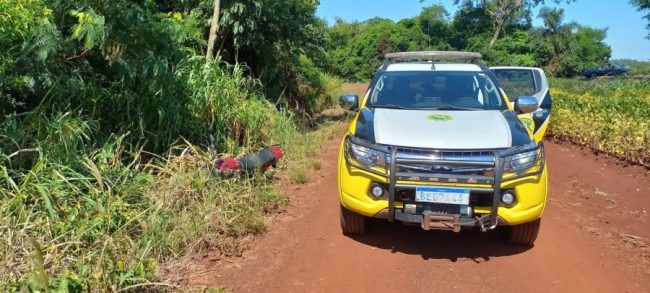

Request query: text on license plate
[{"left": 415, "top": 187, "right": 470, "bottom": 205}]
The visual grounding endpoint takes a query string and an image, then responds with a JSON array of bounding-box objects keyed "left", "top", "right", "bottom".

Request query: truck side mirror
[
  {"left": 514, "top": 96, "right": 538, "bottom": 114},
  {"left": 339, "top": 93, "right": 359, "bottom": 111}
]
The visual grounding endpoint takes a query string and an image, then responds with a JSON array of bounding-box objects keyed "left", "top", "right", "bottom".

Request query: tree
[
  {"left": 631, "top": 0, "right": 650, "bottom": 38},
  {"left": 206, "top": 0, "right": 221, "bottom": 61},
  {"left": 538, "top": 7, "right": 572, "bottom": 55},
  {"left": 327, "top": 0, "right": 612, "bottom": 79},
  {"left": 417, "top": 4, "right": 452, "bottom": 49},
  {"left": 210, "top": 0, "right": 328, "bottom": 111},
  {"left": 448, "top": 6, "right": 493, "bottom": 50},
  {"left": 454, "top": 0, "right": 571, "bottom": 48},
  {"left": 539, "top": 6, "right": 564, "bottom": 32},
  {"left": 0, "top": 0, "right": 59, "bottom": 114},
  {"left": 327, "top": 18, "right": 430, "bottom": 81}
]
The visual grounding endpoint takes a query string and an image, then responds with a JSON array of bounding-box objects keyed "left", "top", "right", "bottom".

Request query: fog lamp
[
  {"left": 501, "top": 190, "right": 516, "bottom": 205},
  {"left": 370, "top": 183, "right": 385, "bottom": 198}
]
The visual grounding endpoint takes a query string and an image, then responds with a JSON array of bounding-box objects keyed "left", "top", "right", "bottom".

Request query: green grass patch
[{"left": 289, "top": 166, "right": 310, "bottom": 184}]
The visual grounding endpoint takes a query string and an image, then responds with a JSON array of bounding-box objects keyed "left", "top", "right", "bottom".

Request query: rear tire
[
  {"left": 506, "top": 218, "right": 541, "bottom": 246},
  {"left": 340, "top": 205, "right": 366, "bottom": 235}
]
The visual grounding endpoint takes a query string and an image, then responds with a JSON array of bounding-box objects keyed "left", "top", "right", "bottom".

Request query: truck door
[{"left": 491, "top": 67, "right": 552, "bottom": 142}]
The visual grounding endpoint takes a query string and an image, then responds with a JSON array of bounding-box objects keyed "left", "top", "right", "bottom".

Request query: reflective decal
[{"left": 521, "top": 117, "right": 535, "bottom": 134}]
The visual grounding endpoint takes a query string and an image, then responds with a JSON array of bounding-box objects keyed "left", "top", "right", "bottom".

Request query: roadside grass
[
  {"left": 289, "top": 166, "right": 310, "bottom": 184},
  {"left": 283, "top": 117, "right": 348, "bottom": 185},
  {"left": 0, "top": 113, "right": 347, "bottom": 291},
  {"left": 549, "top": 78, "right": 650, "bottom": 166},
  {"left": 0, "top": 57, "right": 349, "bottom": 292},
  {"left": 309, "top": 161, "right": 322, "bottom": 171}
]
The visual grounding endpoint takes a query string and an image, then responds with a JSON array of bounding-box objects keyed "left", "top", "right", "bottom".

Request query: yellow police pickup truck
[{"left": 337, "top": 51, "right": 552, "bottom": 246}]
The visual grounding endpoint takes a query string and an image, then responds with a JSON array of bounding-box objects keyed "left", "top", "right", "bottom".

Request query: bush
[
  {"left": 178, "top": 56, "right": 297, "bottom": 152},
  {"left": 296, "top": 55, "right": 345, "bottom": 114},
  {"left": 549, "top": 78, "right": 650, "bottom": 166}
]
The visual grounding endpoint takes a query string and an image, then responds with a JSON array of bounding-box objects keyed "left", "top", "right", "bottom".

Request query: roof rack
[{"left": 384, "top": 51, "right": 483, "bottom": 64}]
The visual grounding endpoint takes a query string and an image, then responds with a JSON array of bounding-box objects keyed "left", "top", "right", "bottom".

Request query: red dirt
[{"left": 182, "top": 135, "right": 650, "bottom": 292}]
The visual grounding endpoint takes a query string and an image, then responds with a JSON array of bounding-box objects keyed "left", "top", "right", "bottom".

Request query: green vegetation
[
  {"left": 0, "top": 112, "right": 345, "bottom": 291},
  {"left": 450, "top": 0, "right": 573, "bottom": 49},
  {"left": 327, "top": 3, "right": 611, "bottom": 80},
  {"left": 549, "top": 78, "right": 650, "bottom": 166},
  {"left": 285, "top": 121, "right": 347, "bottom": 184},
  {"left": 0, "top": 0, "right": 344, "bottom": 290}
]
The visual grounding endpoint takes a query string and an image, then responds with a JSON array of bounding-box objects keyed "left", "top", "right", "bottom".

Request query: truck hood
[{"left": 372, "top": 109, "right": 513, "bottom": 149}]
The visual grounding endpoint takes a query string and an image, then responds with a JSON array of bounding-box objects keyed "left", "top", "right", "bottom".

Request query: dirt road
[{"left": 184, "top": 133, "right": 650, "bottom": 292}]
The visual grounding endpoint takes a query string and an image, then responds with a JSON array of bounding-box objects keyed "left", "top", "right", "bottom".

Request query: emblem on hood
[{"left": 426, "top": 114, "right": 454, "bottom": 121}]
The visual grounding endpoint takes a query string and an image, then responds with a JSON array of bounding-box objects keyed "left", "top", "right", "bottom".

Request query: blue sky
[{"left": 316, "top": 0, "right": 650, "bottom": 60}]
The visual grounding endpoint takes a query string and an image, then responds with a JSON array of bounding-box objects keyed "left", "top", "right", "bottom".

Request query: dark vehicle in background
[{"left": 583, "top": 63, "right": 630, "bottom": 79}]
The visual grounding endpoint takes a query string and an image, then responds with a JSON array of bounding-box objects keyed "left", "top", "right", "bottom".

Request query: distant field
[
  {"left": 549, "top": 78, "right": 650, "bottom": 166},
  {"left": 613, "top": 59, "right": 650, "bottom": 76}
]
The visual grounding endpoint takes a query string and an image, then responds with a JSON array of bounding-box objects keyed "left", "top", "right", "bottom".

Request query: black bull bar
[{"left": 344, "top": 137, "right": 545, "bottom": 230}]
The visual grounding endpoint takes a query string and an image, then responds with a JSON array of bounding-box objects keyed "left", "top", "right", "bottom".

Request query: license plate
[{"left": 415, "top": 187, "right": 470, "bottom": 205}]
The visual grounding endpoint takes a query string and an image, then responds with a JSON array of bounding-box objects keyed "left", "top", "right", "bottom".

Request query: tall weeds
[
  {"left": 1, "top": 125, "right": 289, "bottom": 291},
  {"left": 2, "top": 1, "right": 341, "bottom": 290},
  {"left": 178, "top": 57, "right": 296, "bottom": 152},
  {"left": 0, "top": 58, "right": 338, "bottom": 291}
]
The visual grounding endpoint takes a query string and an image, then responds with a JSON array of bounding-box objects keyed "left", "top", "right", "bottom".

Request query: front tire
[
  {"left": 340, "top": 205, "right": 366, "bottom": 235},
  {"left": 506, "top": 218, "right": 541, "bottom": 246}
]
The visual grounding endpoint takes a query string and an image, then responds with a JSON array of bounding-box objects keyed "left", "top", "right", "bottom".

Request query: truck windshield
[{"left": 368, "top": 71, "right": 506, "bottom": 110}]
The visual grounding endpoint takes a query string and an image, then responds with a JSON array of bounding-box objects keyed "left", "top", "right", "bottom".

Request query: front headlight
[
  {"left": 345, "top": 136, "right": 388, "bottom": 171},
  {"left": 503, "top": 141, "right": 540, "bottom": 175}
]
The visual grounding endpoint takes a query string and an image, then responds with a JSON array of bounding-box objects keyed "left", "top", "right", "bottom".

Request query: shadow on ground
[{"left": 350, "top": 218, "right": 532, "bottom": 263}]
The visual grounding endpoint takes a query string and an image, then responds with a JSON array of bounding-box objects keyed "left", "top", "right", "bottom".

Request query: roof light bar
[{"left": 384, "top": 51, "right": 483, "bottom": 64}]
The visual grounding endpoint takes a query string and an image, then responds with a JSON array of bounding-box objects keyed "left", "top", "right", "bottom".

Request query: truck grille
[{"left": 394, "top": 148, "right": 497, "bottom": 184}]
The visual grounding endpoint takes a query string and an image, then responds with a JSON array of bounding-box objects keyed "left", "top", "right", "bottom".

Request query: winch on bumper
[{"left": 338, "top": 135, "right": 547, "bottom": 232}]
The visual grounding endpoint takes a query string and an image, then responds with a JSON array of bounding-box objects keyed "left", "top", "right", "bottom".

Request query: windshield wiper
[
  {"left": 372, "top": 104, "right": 409, "bottom": 109},
  {"left": 433, "top": 105, "right": 480, "bottom": 111}
]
